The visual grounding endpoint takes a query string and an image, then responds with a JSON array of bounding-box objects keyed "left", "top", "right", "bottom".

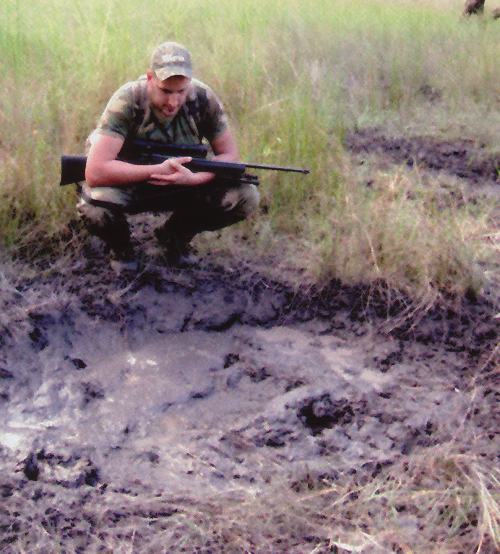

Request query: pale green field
[{"left": 0, "top": 0, "right": 498, "bottom": 300}]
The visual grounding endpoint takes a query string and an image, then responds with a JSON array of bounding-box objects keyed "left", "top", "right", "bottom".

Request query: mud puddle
[{"left": 0, "top": 236, "right": 497, "bottom": 552}]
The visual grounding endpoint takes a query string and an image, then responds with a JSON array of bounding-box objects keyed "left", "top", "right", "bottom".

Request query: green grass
[{"left": 0, "top": 0, "right": 498, "bottom": 300}]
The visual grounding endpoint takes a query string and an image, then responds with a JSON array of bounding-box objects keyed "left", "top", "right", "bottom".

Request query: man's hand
[
  {"left": 149, "top": 157, "right": 199, "bottom": 186},
  {"left": 150, "top": 157, "right": 220, "bottom": 187}
]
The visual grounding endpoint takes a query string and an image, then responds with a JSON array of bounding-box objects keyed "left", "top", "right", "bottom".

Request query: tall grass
[
  {"left": 302, "top": 167, "right": 493, "bottom": 300},
  {"left": 0, "top": 0, "right": 498, "bottom": 298}
]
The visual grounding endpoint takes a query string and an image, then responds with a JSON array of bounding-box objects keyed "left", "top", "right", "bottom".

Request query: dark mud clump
[{"left": 345, "top": 128, "right": 499, "bottom": 184}]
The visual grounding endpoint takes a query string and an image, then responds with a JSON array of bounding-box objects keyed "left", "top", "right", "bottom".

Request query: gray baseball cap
[{"left": 150, "top": 42, "right": 192, "bottom": 81}]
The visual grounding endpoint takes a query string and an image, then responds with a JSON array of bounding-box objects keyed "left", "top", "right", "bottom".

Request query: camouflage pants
[{"left": 76, "top": 180, "right": 260, "bottom": 253}]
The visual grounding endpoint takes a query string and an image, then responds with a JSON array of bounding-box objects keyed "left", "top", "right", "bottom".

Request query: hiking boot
[
  {"left": 163, "top": 239, "right": 198, "bottom": 267},
  {"left": 168, "top": 246, "right": 198, "bottom": 267},
  {"left": 109, "top": 247, "right": 138, "bottom": 275},
  {"left": 154, "top": 228, "right": 197, "bottom": 267}
]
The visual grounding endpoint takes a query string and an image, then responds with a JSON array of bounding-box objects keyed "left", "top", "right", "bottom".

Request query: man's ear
[{"left": 146, "top": 70, "right": 155, "bottom": 81}]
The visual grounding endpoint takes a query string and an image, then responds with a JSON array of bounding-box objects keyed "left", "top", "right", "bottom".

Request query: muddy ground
[
  {"left": 0, "top": 133, "right": 498, "bottom": 553},
  {"left": 345, "top": 128, "right": 499, "bottom": 187}
]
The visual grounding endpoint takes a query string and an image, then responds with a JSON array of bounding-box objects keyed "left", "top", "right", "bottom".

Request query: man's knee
[
  {"left": 76, "top": 190, "right": 130, "bottom": 247},
  {"left": 221, "top": 184, "right": 260, "bottom": 219},
  {"left": 77, "top": 196, "right": 114, "bottom": 230},
  {"left": 77, "top": 183, "right": 133, "bottom": 230}
]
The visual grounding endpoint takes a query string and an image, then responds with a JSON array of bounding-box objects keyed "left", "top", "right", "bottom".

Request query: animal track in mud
[
  {"left": 70, "top": 357, "right": 87, "bottom": 370},
  {"left": 298, "top": 395, "right": 355, "bottom": 436},
  {"left": 81, "top": 381, "right": 105, "bottom": 406},
  {"left": 223, "top": 352, "right": 240, "bottom": 368},
  {"left": 21, "top": 450, "right": 101, "bottom": 488}
]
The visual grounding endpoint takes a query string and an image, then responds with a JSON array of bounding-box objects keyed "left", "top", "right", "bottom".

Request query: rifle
[{"left": 60, "top": 138, "right": 310, "bottom": 187}]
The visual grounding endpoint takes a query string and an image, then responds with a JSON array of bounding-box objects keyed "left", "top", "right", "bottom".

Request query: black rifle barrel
[
  {"left": 244, "top": 162, "right": 309, "bottom": 174},
  {"left": 145, "top": 155, "right": 309, "bottom": 175}
]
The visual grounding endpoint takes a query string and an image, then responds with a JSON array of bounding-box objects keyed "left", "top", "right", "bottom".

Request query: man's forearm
[
  {"left": 187, "top": 171, "right": 216, "bottom": 186},
  {"left": 85, "top": 159, "right": 167, "bottom": 187}
]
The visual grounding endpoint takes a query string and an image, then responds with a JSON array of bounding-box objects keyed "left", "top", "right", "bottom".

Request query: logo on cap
[
  {"left": 161, "top": 54, "right": 186, "bottom": 64},
  {"left": 151, "top": 42, "right": 193, "bottom": 81}
]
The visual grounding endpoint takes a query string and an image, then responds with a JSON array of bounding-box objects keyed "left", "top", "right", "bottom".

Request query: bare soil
[
  {"left": 0, "top": 132, "right": 498, "bottom": 553},
  {"left": 345, "top": 128, "right": 499, "bottom": 186}
]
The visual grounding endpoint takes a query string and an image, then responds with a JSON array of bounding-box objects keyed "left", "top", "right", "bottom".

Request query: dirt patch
[
  {"left": 345, "top": 128, "right": 499, "bottom": 185},
  {"left": 0, "top": 230, "right": 498, "bottom": 552}
]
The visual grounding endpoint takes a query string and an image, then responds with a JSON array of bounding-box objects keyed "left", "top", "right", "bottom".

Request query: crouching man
[{"left": 77, "top": 41, "right": 259, "bottom": 272}]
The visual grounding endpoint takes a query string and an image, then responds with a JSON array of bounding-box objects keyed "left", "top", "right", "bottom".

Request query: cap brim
[{"left": 154, "top": 66, "right": 192, "bottom": 81}]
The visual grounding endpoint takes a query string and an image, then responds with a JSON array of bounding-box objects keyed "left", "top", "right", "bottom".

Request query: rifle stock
[{"left": 60, "top": 155, "right": 87, "bottom": 186}]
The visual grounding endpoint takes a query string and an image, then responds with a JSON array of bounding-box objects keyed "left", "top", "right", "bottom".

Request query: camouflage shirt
[{"left": 90, "top": 76, "right": 228, "bottom": 146}]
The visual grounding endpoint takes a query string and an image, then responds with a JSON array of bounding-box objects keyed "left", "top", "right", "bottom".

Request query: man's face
[{"left": 147, "top": 72, "right": 191, "bottom": 118}]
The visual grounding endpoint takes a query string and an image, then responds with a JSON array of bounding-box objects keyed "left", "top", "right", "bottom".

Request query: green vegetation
[{"left": 0, "top": 0, "right": 498, "bottom": 298}]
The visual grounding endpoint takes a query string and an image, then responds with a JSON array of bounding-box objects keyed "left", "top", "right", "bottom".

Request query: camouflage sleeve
[
  {"left": 94, "top": 83, "right": 136, "bottom": 140},
  {"left": 200, "top": 86, "right": 229, "bottom": 142}
]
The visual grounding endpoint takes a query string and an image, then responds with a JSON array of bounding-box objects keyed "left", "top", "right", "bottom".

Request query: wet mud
[
  {"left": 0, "top": 228, "right": 497, "bottom": 552},
  {"left": 345, "top": 128, "right": 499, "bottom": 185}
]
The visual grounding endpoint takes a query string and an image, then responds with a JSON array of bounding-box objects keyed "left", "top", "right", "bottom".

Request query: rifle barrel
[{"left": 244, "top": 162, "right": 309, "bottom": 174}]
